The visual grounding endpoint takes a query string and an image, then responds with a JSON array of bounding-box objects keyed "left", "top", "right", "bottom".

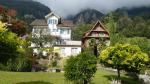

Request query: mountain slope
[
  {"left": 68, "top": 9, "right": 104, "bottom": 24},
  {"left": 115, "top": 6, "right": 150, "bottom": 20},
  {"left": 0, "top": 0, "right": 51, "bottom": 19}
]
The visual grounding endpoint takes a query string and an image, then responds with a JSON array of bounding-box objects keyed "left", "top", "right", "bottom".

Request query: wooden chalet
[{"left": 82, "top": 21, "right": 110, "bottom": 48}]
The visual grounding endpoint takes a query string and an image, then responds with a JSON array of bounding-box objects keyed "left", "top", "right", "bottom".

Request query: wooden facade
[{"left": 82, "top": 21, "right": 110, "bottom": 48}]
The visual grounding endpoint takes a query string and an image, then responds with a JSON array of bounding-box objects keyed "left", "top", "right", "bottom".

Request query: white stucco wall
[
  {"left": 59, "top": 29, "right": 71, "bottom": 40},
  {"left": 47, "top": 15, "right": 71, "bottom": 40},
  {"left": 54, "top": 46, "right": 81, "bottom": 58},
  {"left": 47, "top": 16, "right": 58, "bottom": 29},
  {"left": 47, "top": 16, "right": 59, "bottom": 36}
]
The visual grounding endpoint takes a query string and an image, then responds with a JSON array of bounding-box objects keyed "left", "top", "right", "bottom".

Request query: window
[
  {"left": 99, "top": 33, "right": 105, "bottom": 37},
  {"left": 49, "top": 20, "right": 52, "bottom": 24},
  {"left": 92, "top": 33, "right": 97, "bottom": 36},
  {"left": 34, "top": 28, "right": 41, "bottom": 34},
  {"left": 60, "top": 29, "right": 64, "bottom": 34},
  {"left": 67, "top": 29, "right": 70, "bottom": 34},
  {"left": 53, "top": 29, "right": 58, "bottom": 32},
  {"left": 49, "top": 19, "right": 57, "bottom": 24},
  {"left": 71, "top": 48, "right": 78, "bottom": 55},
  {"left": 60, "top": 29, "right": 69, "bottom": 35},
  {"left": 54, "top": 20, "right": 57, "bottom": 24},
  {"left": 61, "top": 48, "right": 65, "bottom": 55}
]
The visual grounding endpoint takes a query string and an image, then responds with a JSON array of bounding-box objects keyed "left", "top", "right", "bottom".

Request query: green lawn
[{"left": 0, "top": 69, "right": 142, "bottom": 84}]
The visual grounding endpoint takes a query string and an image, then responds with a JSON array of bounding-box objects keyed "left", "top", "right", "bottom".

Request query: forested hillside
[
  {"left": 72, "top": 6, "right": 150, "bottom": 40},
  {"left": 0, "top": 0, "right": 51, "bottom": 19},
  {"left": 116, "top": 6, "right": 150, "bottom": 20}
]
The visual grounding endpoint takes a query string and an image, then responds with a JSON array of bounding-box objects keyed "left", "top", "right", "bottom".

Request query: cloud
[{"left": 35, "top": 0, "right": 150, "bottom": 17}]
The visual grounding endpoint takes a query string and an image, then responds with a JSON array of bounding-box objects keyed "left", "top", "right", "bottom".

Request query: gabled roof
[
  {"left": 57, "top": 20, "right": 74, "bottom": 27},
  {"left": 30, "top": 19, "right": 47, "bottom": 26},
  {"left": 31, "top": 12, "right": 74, "bottom": 28},
  {"left": 91, "top": 21, "right": 109, "bottom": 32},
  {"left": 83, "top": 21, "right": 109, "bottom": 38},
  {"left": 45, "top": 12, "right": 60, "bottom": 19}
]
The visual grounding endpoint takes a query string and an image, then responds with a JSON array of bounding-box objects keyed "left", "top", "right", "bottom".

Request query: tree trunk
[
  {"left": 117, "top": 68, "right": 120, "bottom": 80},
  {"left": 84, "top": 79, "right": 88, "bottom": 84}
]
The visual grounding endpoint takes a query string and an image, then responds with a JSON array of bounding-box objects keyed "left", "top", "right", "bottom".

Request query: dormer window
[{"left": 48, "top": 19, "right": 57, "bottom": 24}]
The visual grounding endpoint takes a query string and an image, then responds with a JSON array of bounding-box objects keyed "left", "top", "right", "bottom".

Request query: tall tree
[
  {"left": 104, "top": 13, "right": 126, "bottom": 46},
  {"left": 72, "top": 23, "right": 93, "bottom": 40}
]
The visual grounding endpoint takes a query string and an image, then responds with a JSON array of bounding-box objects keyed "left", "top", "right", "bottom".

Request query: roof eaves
[{"left": 45, "top": 12, "right": 60, "bottom": 19}]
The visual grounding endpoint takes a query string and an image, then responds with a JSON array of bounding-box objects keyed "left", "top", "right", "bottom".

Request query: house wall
[
  {"left": 47, "top": 15, "right": 71, "bottom": 40},
  {"left": 58, "top": 28, "right": 71, "bottom": 40},
  {"left": 47, "top": 16, "right": 59, "bottom": 36},
  {"left": 32, "top": 26, "right": 49, "bottom": 35},
  {"left": 54, "top": 46, "right": 81, "bottom": 58}
]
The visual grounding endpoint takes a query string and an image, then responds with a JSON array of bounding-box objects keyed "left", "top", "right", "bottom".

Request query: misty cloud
[{"left": 35, "top": 0, "right": 150, "bottom": 17}]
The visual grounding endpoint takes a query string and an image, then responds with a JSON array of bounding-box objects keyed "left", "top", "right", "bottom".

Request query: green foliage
[
  {"left": 100, "top": 44, "right": 149, "bottom": 78},
  {"left": 126, "top": 37, "right": 150, "bottom": 56},
  {"left": 103, "top": 12, "right": 150, "bottom": 39},
  {"left": 103, "top": 14, "right": 150, "bottom": 58},
  {"left": 6, "top": 55, "right": 32, "bottom": 72},
  {"left": 64, "top": 52, "right": 97, "bottom": 84},
  {"left": 88, "top": 38, "right": 107, "bottom": 57},
  {"left": 72, "top": 23, "right": 93, "bottom": 40},
  {"left": 48, "top": 52, "right": 61, "bottom": 68},
  {"left": 0, "top": 6, "right": 28, "bottom": 36},
  {"left": 0, "top": 0, "right": 50, "bottom": 19},
  {"left": 0, "top": 22, "right": 24, "bottom": 65},
  {"left": 32, "top": 29, "right": 56, "bottom": 47},
  {"left": 0, "top": 21, "right": 32, "bottom": 71},
  {"left": 104, "top": 14, "right": 126, "bottom": 46}
]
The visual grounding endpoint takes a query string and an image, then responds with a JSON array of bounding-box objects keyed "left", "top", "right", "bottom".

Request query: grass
[{"left": 0, "top": 69, "right": 142, "bottom": 84}]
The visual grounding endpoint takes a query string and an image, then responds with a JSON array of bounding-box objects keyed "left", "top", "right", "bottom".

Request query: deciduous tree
[{"left": 100, "top": 44, "right": 149, "bottom": 79}]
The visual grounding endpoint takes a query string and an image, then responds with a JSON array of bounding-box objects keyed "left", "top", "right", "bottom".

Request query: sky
[{"left": 35, "top": 0, "right": 150, "bottom": 17}]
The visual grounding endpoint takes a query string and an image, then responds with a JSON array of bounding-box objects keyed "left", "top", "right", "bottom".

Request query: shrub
[{"left": 64, "top": 52, "right": 97, "bottom": 84}]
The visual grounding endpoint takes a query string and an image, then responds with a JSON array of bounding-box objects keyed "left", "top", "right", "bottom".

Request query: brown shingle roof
[
  {"left": 57, "top": 20, "right": 74, "bottom": 27},
  {"left": 30, "top": 19, "right": 47, "bottom": 26},
  {"left": 31, "top": 19, "right": 74, "bottom": 28}
]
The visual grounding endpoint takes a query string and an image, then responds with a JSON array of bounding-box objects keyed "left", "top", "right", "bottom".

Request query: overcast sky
[{"left": 35, "top": 0, "right": 150, "bottom": 17}]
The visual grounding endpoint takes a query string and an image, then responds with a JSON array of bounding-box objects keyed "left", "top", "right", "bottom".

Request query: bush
[{"left": 64, "top": 52, "right": 97, "bottom": 84}]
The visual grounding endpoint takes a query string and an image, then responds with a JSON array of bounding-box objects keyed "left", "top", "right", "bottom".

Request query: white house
[{"left": 31, "top": 12, "right": 81, "bottom": 57}]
